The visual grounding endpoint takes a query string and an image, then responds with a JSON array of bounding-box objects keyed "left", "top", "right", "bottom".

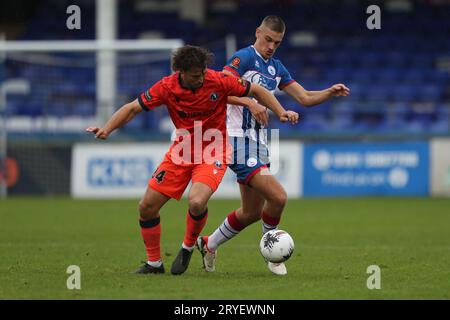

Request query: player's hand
[
  {"left": 279, "top": 110, "right": 299, "bottom": 124},
  {"left": 329, "top": 84, "right": 350, "bottom": 97},
  {"left": 86, "top": 126, "right": 109, "bottom": 140},
  {"left": 247, "top": 101, "right": 269, "bottom": 127}
]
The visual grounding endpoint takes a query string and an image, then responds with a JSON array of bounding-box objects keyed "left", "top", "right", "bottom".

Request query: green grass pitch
[{"left": 1, "top": 197, "right": 449, "bottom": 299}]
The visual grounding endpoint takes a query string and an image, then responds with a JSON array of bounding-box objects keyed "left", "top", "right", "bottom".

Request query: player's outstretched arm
[
  {"left": 249, "top": 83, "right": 299, "bottom": 124},
  {"left": 85, "top": 99, "right": 143, "bottom": 139},
  {"left": 283, "top": 82, "right": 350, "bottom": 107}
]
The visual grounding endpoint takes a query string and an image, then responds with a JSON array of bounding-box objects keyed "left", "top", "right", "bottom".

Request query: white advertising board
[
  {"left": 71, "top": 143, "right": 169, "bottom": 198},
  {"left": 431, "top": 138, "right": 450, "bottom": 197},
  {"left": 71, "top": 141, "right": 303, "bottom": 199}
]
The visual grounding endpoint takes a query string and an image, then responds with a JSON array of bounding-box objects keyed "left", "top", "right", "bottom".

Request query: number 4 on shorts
[{"left": 152, "top": 170, "right": 166, "bottom": 184}]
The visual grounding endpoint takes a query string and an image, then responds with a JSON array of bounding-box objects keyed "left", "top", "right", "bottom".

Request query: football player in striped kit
[{"left": 197, "top": 16, "right": 350, "bottom": 275}]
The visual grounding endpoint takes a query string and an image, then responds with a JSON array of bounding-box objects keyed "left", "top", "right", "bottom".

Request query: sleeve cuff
[
  {"left": 279, "top": 79, "right": 296, "bottom": 90},
  {"left": 241, "top": 81, "right": 251, "bottom": 97},
  {"left": 223, "top": 66, "right": 241, "bottom": 77},
  {"left": 137, "top": 95, "right": 149, "bottom": 111}
]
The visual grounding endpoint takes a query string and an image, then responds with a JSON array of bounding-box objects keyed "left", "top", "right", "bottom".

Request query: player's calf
[
  {"left": 263, "top": 188, "right": 287, "bottom": 216},
  {"left": 235, "top": 207, "right": 261, "bottom": 226}
]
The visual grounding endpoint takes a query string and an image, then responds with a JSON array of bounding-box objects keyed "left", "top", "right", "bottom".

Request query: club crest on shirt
[
  {"left": 267, "top": 65, "right": 276, "bottom": 76},
  {"left": 214, "top": 160, "right": 222, "bottom": 168},
  {"left": 247, "top": 157, "right": 257, "bottom": 167},
  {"left": 144, "top": 90, "right": 152, "bottom": 101},
  {"left": 210, "top": 92, "right": 218, "bottom": 101},
  {"left": 231, "top": 57, "right": 240, "bottom": 69}
]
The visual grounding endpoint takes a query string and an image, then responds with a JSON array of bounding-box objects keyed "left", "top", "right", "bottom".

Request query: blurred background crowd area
[{"left": 1, "top": 0, "right": 449, "bottom": 138}]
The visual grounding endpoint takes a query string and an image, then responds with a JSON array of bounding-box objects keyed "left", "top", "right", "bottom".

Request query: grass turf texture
[{"left": 1, "top": 197, "right": 449, "bottom": 299}]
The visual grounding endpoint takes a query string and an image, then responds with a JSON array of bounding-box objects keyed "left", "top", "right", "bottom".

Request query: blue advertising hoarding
[{"left": 303, "top": 142, "right": 429, "bottom": 196}]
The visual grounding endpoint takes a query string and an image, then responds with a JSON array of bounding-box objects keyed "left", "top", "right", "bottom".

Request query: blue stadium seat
[
  {"left": 330, "top": 101, "right": 353, "bottom": 129},
  {"left": 76, "top": 101, "right": 96, "bottom": 117},
  {"left": 344, "top": 83, "right": 365, "bottom": 101},
  {"left": 376, "top": 69, "right": 402, "bottom": 84},
  {"left": 383, "top": 52, "right": 408, "bottom": 69},
  {"left": 431, "top": 104, "right": 450, "bottom": 133},
  {"left": 327, "top": 68, "right": 351, "bottom": 83},
  {"left": 417, "top": 85, "right": 442, "bottom": 102},
  {"left": 8, "top": 0, "right": 449, "bottom": 135},
  {"left": 122, "top": 114, "right": 145, "bottom": 131},
  {"left": 366, "top": 85, "right": 392, "bottom": 101},
  {"left": 352, "top": 69, "right": 377, "bottom": 84},
  {"left": 359, "top": 53, "right": 383, "bottom": 68},
  {"left": 393, "top": 85, "right": 419, "bottom": 102},
  {"left": 45, "top": 103, "right": 70, "bottom": 117},
  {"left": 401, "top": 69, "right": 426, "bottom": 84}
]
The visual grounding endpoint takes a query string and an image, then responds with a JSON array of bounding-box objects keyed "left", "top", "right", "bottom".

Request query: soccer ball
[{"left": 259, "top": 230, "right": 295, "bottom": 263}]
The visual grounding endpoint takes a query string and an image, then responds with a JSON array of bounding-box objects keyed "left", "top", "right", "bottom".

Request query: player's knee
[
  {"left": 188, "top": 197, "right": 207, "bottom": 216},
  {"left": 138, "top": 200, "right": 159, "bottom": 219}
]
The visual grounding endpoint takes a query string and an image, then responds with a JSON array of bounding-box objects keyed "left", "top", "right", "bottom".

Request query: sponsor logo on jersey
[
  {"left": 249, "top": 72, "right": 275, "bottom": 91},
  {"left": 177, "top": 107, "right": 216, "bottom": 118}
]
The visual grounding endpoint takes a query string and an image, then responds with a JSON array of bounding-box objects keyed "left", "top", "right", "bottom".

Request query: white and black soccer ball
[{"left": 259, "top": 230, "right": 295, "bottom": 263}]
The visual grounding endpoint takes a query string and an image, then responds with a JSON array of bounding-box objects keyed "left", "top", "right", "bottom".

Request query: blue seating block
[{"left": 6, "top": 0, "right": 449, "bottom": 135}]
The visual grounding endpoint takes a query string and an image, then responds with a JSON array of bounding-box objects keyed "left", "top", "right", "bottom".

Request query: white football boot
[
  {"left": 196, "top": 236, "right": 216, "bottom": 272},
  {"left": 267, "top": 262, "right": 287, "bottom": 275}
]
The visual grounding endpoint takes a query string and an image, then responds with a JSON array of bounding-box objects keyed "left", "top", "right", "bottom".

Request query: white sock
[
  {"left": 182, "top": 243, "right": 195, "bottom": 252},
  {"left": 147, "top": 260, "right": 162, "bottom": 267},
  {"left": 262, "top": 222, "right": 277, "bottom": 235},
  {"left": 207, "top": 217, "right": 240, "bottom": 251}
]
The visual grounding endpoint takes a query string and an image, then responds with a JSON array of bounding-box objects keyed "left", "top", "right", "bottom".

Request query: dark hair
[
  {"left": 261, "top": 15, "right": 286, "bottom": 33},
  {"left": 171, "top": 45, "right": 214, "bottom": 72}
]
